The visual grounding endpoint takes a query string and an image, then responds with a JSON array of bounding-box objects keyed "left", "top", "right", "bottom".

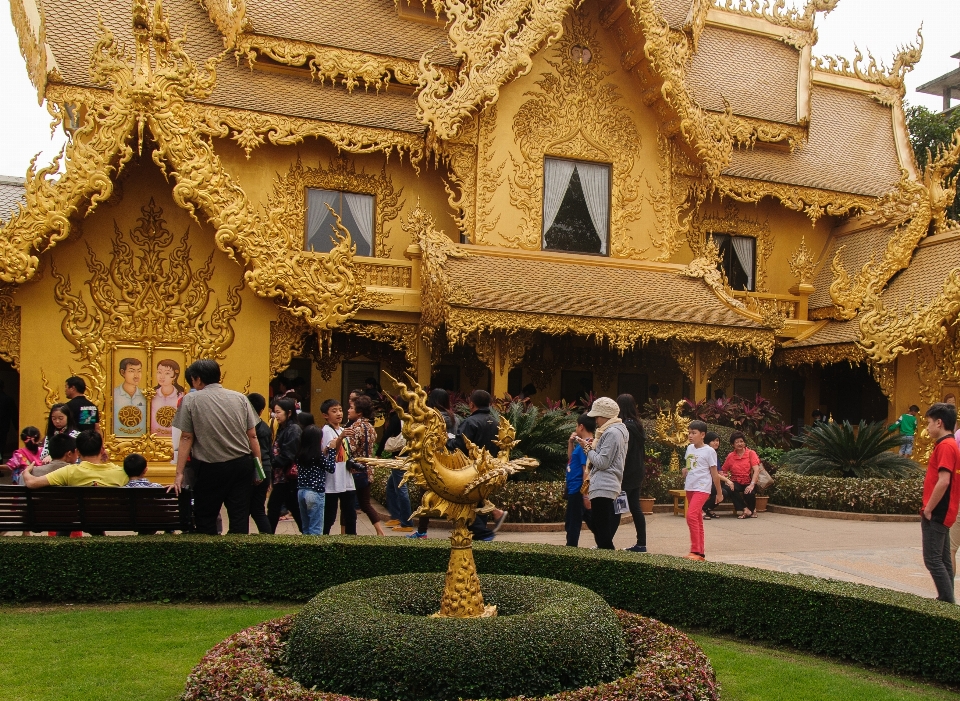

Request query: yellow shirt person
[{"left": 45, "top": 461, "right": 128, "bottom": 487}]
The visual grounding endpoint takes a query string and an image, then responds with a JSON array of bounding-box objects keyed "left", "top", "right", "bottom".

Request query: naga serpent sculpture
[{"left": 359, "top": 375, "right": 538, "bottom": 618}]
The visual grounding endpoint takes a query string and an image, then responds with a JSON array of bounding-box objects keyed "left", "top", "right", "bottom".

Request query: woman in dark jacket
[
  {"left": 617, "top": 394, "right": 647, "bottom": 553},
  {"left": 267, "top": 397, "right": 302, "bottom": 533}
]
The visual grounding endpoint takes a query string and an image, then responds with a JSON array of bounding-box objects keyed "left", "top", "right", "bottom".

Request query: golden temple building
[{"left": 2, "top": 0, "right": 959, "bottom": 476}]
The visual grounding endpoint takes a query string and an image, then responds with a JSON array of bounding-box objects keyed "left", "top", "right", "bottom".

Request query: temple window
[
  {"left": 542, "top": 157, "right": 610, "bottom": 255},
  {"left": 711, "top": 233, "right": 756, "bottom": 292},
  {"left": 306, "top": 188, "right": 374, "bottom": 257}
]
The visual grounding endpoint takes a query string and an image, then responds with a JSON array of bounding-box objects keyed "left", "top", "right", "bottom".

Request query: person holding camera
[{"left": 344, "top": 395, "right": 386, "bottom": 536}]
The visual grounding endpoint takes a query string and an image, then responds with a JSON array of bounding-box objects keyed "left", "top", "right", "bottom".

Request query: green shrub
[
  {"left": 770, "top": 470, "right": 923, "bottom": 514},
  {"left": 500, "top": 402, "right": 578, "bottom": 479},
  {"left": 183, "top": 610, "right": 718, "bottom": 701},
  {"left": 784, "top": 421, "right": 921, "bottom": 478},
  {"left": 285, "top": 574, "right": 626, "bottom": 701},
  {"left": 3, "top": 536, "right": 959, "bottom": 685}
]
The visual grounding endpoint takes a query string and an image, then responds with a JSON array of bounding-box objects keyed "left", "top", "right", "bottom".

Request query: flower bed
[
  {"left": 769, "top": 471, "right": 923, "bottom": 514},
  {"left": 181, "top": 609, "right": 718, "bottom": 701}
]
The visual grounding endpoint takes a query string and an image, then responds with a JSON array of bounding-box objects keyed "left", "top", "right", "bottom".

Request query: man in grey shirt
[{"left": 171, "top": 359, "right": 262, "bottom": 535}]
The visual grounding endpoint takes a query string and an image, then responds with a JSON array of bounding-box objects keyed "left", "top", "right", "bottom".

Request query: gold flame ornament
[
  {"left": 655, "top": 400, "right": 691, "bottom": 472},
  {"left": 359, "top": 375, "right": 537, "bottom": 619}
]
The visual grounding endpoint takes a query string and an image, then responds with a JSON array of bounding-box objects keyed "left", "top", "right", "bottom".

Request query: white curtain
[
  {"left": 576, "top": 162, "right": 610, "bottom": 254},
  {"left": 345, "top": 193, "right": 374, "bottom": 257},
  {"left": 306, "top": 189, "right": 340, "bottom": 251},
  {"left": 731, "top": 236, "right": 756, "bottom": 291},
  {"left": 542, "top": 159, "right": 577, "bottom": 239}
]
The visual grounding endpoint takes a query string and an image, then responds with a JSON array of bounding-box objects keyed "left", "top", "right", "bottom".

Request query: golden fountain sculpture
[
  {"left": 655, "top": 400, "right": 691, "bottom": 472},
  {"left": 360, "top": 375, "right": 538, "bottom": 619}
]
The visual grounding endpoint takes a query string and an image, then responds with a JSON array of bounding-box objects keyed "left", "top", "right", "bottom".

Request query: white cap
[{"left": 587, "top": 397, "right": 620, "bottom": 419}]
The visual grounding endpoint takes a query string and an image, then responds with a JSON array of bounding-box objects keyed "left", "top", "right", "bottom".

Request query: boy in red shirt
[{"left": 921, "top": 402, "right": 960, "bottom": 603}]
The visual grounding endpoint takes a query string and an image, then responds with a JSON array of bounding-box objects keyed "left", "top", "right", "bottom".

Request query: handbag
[
  {"left": 383, "top": 434, "right": 406, "bottom": 453},
  {"left": 614, "top": 491, "right": 630, "bottom": 515},
  {"left": 757, "top": 465, "right": 774, "bottom": 490}
]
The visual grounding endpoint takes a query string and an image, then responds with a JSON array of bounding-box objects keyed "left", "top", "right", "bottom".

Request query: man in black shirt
[
  {"left": 64, "top": 376, "right": 101, "bottom": 435},
  {"left": 448, "top": 390, "right": 502, "bottom": 541}
]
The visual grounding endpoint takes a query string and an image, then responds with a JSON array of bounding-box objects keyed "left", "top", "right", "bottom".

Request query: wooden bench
[
  {"left": 668, "top": 489, "right": 687, "bottom": 516},
  {"left": 0, "top": 485, "right": 184, "bottom": 534}
]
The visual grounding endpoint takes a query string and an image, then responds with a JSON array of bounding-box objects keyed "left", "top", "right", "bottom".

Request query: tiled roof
[
  {"left": 243, "top": 0, "right": 457, "bottom": 66},
  {"left": 0, "top": 177, "right": 25, "bottom": 225},
  {"left": 41, "top": 0, "right": 424, "bottom": 133},
  {"left": 444, "top": 252, "right": 764, "bottom": 328},
  {"left": 790, "top": 233, "right": 960, "bottom": 348},
  {"left": 723, "top": 85, "right": 902, "bottom": 197},
  {"left": 655, "top": 0, "right": 694, "bottom": 28},
  {"left": 808, "top": 225, "right": 896, "bottom": 309},
  {"left": 688, "top": 25, "right": 799, "bottom": 125}
]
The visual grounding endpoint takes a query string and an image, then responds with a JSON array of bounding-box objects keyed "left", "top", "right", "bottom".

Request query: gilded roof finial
[{"left": 789, "top": 236, "right": 818, "bottom": 285}]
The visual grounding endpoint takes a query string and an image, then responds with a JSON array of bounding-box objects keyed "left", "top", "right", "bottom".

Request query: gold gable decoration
[
  {"left": 509, "top": 10, "right": 646, "bottom": 258},
  {"left": 50, "top": 199, "right": 243, "bottom": 461},
  {"left": 0, "top": 286, "right": 21, "bottom": 370},
  {"left": 831, "top": 130, "right": 960, "bottom": 320},
  {"left": 715, "top": 0, "right": 839, "bottom": 32},
  {"left": 0, "top": 0, "right": 376, "bottom": 335},
  {"left": 813, "top": 30, "right": 923, "bottom": 94},
  {"left": 416, "top": 0, "right": 574, "bottom": 141}
]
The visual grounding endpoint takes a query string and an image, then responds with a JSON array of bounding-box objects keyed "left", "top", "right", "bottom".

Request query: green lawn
[
  {"left": 0, "top": 604, "right": 955, "bottom": 701},
  {"left": 692, "top": 633, "right": 958, "bottom": 701}
]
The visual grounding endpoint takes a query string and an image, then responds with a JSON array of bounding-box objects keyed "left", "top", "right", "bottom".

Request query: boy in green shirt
[{"left": 889, "top": 405, "right": 920, "bottom": 456}]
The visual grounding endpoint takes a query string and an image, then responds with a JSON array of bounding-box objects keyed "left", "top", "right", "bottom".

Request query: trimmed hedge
[
  {"left": 182, "top": 610, "right": 718, "bottom": 701},
  {"left": 770, "top": 471, "right": 923, "bottom": 514},
  {"left": 2, "top": 536, "right": 959, "bottom": 685},
  {"left": 286, "top": 574, "right": 626, "bottom": 701}
]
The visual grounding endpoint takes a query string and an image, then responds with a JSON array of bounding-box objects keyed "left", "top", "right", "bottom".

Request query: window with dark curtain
[
  {"left": 305, "top": 189, "right": 374, "bottom": 256},
  {"left": 711, "top": 234, "right": 756, "bottom": 292}
]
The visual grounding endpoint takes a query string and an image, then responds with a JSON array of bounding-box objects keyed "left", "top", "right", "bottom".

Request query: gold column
[
  {"left": 692, "top": 345, "right": 709, "bottom": 403},
  {"left": 492, "top": 335, "right": 510, "bottom": 399}
]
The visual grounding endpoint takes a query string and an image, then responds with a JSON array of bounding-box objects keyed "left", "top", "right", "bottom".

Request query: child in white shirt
[{"left": 681, "top": 420, "right": 723, "bottom": 561}]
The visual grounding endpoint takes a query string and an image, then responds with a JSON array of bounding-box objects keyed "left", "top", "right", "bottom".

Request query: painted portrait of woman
[{"left": 151, "top": 358, "right": 185, "bottom": 436}]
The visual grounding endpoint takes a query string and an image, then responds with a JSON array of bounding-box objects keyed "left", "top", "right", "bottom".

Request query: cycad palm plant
[
  {"left": 784, "top": 420, "right": 921, "bottom": 478},
  {"left": 500, "top": 401, "right": 577, "bottom": 480}
]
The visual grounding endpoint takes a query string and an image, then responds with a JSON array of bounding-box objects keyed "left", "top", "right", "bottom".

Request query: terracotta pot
[
  {"left": 639, "top": 497, "right": 655, "bottom": 515},
  {"left": 755, "top": 495, "right": 769, "bottom": 512}
]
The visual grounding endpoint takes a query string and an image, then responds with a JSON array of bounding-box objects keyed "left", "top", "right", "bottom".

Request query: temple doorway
[{"left": 820, "top": 363, "right": 888, "bottom": 424}]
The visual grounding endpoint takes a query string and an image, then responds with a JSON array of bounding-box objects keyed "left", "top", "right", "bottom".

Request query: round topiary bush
[
  {"left": 182, "top": 610, "right": 719, "bottom": 701},
  {"left": 284, "top": 574, "right": 628, "bottom": 701}
]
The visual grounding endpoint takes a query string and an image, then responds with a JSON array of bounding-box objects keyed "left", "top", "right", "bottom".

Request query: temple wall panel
[{"left": 13, "top": 159, "right": 277, "bottom": 445}]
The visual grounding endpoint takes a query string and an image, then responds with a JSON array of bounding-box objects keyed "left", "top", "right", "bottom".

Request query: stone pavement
[{"left": 284, "top": 506, "right": 955, "bottom": 601}]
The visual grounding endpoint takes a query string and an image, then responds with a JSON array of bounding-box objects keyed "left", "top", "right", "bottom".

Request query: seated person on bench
[
  {"left": 123, "top": 454, "right": 161, "bottom": 488},
  {"left": 21, "top": 430, "right": 127, "bottom": 488},
  {"left": 30, "top": 433, "right": 79, "bottom": 478}
]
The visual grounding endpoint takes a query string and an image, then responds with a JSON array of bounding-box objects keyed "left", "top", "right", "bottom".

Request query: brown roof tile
[
  {"left": 655, "top": 0, "right": 694, "bottom": 28},
  {"left": 688, "top": 25, "right": 799, "bottom": 125},
  {"left": 243, "top": 0, "right": 456, "bottom": 66},
  {"left": 723, "top": 85, "right": 902, "bottom": 197},
  {"left": 444, "top": 253, "right": 764, "bottom": 328},
  {"left": 0, "top": 177, "right": 25, "bottom": 225},
  {"left": 787, "top": 319, "right": 859, "bottom": 347},
  {"left": 42, "top": 0, "right": 424, "bottom": 133}
]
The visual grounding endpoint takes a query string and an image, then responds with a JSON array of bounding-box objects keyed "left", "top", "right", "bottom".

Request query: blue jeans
[
  {"left": 298, "top": 488, "right": 326, "bottom": 536},
  {"left": 385, "top": 468, "right": 413, "bottom": 527}
]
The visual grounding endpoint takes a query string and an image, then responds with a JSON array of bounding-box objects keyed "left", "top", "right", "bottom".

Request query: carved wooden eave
[
  {"left": 0, "top": 0, "right": 379, "bottom": 334},
  {"left": 713, "top": 174, "right": 875, "bottom": 225},
  {"left": 201, "top": 0, "right": 458, "bottom": 94}
]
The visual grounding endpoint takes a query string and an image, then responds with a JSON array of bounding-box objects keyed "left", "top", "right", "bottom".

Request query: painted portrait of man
[{"left": 113, "top": 357, "right": 147, "bottom": 437}]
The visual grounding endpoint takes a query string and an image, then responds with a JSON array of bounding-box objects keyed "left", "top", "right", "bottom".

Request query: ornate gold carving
[
  {"left": 1, "top": 2, "right": 375, "bottom": 335},
  {"left": 647, "top": 136, "right": 700, "bottom": 261},
  {"left": 726, "top": 116, "right": 808, "bottom": 152},
  {"left": 681, "top": 235, "right": 751, "bottom": 312},
  {"left": 356, "top": 262, "right": 413, "bottom": 288},
  {"left": 712, "top": 175, "right": 873, "bottom": 225},
  {"left": 10, "top": 0, "right": 58, "bottom": 101},
  {"left": 832, "top": 133, "right": 960, "bottom": 321},
  {"left": 403, "top": 204, "right": 469, "bottom": 335},
  {"left": 475, "top": 104, "right": 506, "bottom": 245},
  {"left": 509, "top": 11, "right": 645, "bottom": 257},
  {"left": 789, "top": 235, "right": 817, "bottom": 285},
  {"left": 669, "top": 340, "right": 696, "bottom": 385},
  {"left": 0, "top": 286, "right": 21, "bottom": 370},
  {"left": 40, "top": 368, "right": 61, "bottom": 409},
  {"left": 270, "top": 310, "right": 312, "bottom": 377},
  {"left": 201, "top": 0, "right": 251, "bottom": 48},
  {"left": 655, "top": 400, "right": 691, "bottom": 472},
  {"left": 870, "top": 362, "right": 895, "bottom": 399},
  {"left": 713, "top": 0, "right": 839, "bottom": 32},
  {"left": 689, "top": 202, "right": 772, "bottom": 291},
  {"left": 439, "top": 137, "right": 478, "bottom": 244},
  {"left": 776, "top": 342, "right": 864, "bottom": 368},
  {"left": 339, "top": 321, "right": 419, "bottom": 372},
  {"left": 50, "top": 200, "right": 242, "bottom": 458},
  {"left": 416, "top": 0, "right": 575, "bottom": 140},
  {"left": 813, "top": 30, "right": 923, "bottom": 92},
  {"left": 360, "top": 375, "right": 537, "bottom": 617},
  {"left": 270, "top": 155, "right": 403, "bottom": 258},
  {"left": 446, "top": 307, "right": 776, "bottom": 361}
]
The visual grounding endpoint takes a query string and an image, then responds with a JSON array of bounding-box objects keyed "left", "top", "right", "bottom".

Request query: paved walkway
[{"left": 289, "top": 507, "right": 954, "bottom": 601}]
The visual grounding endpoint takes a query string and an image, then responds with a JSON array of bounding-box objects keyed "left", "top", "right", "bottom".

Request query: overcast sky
[{"left": 0, "top": 0, "right": 956, "bottom": 179}]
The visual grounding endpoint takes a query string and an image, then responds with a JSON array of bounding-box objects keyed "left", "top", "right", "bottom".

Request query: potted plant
[{"left": 639, "top": 449, "right": 660, "bottom": 514}]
